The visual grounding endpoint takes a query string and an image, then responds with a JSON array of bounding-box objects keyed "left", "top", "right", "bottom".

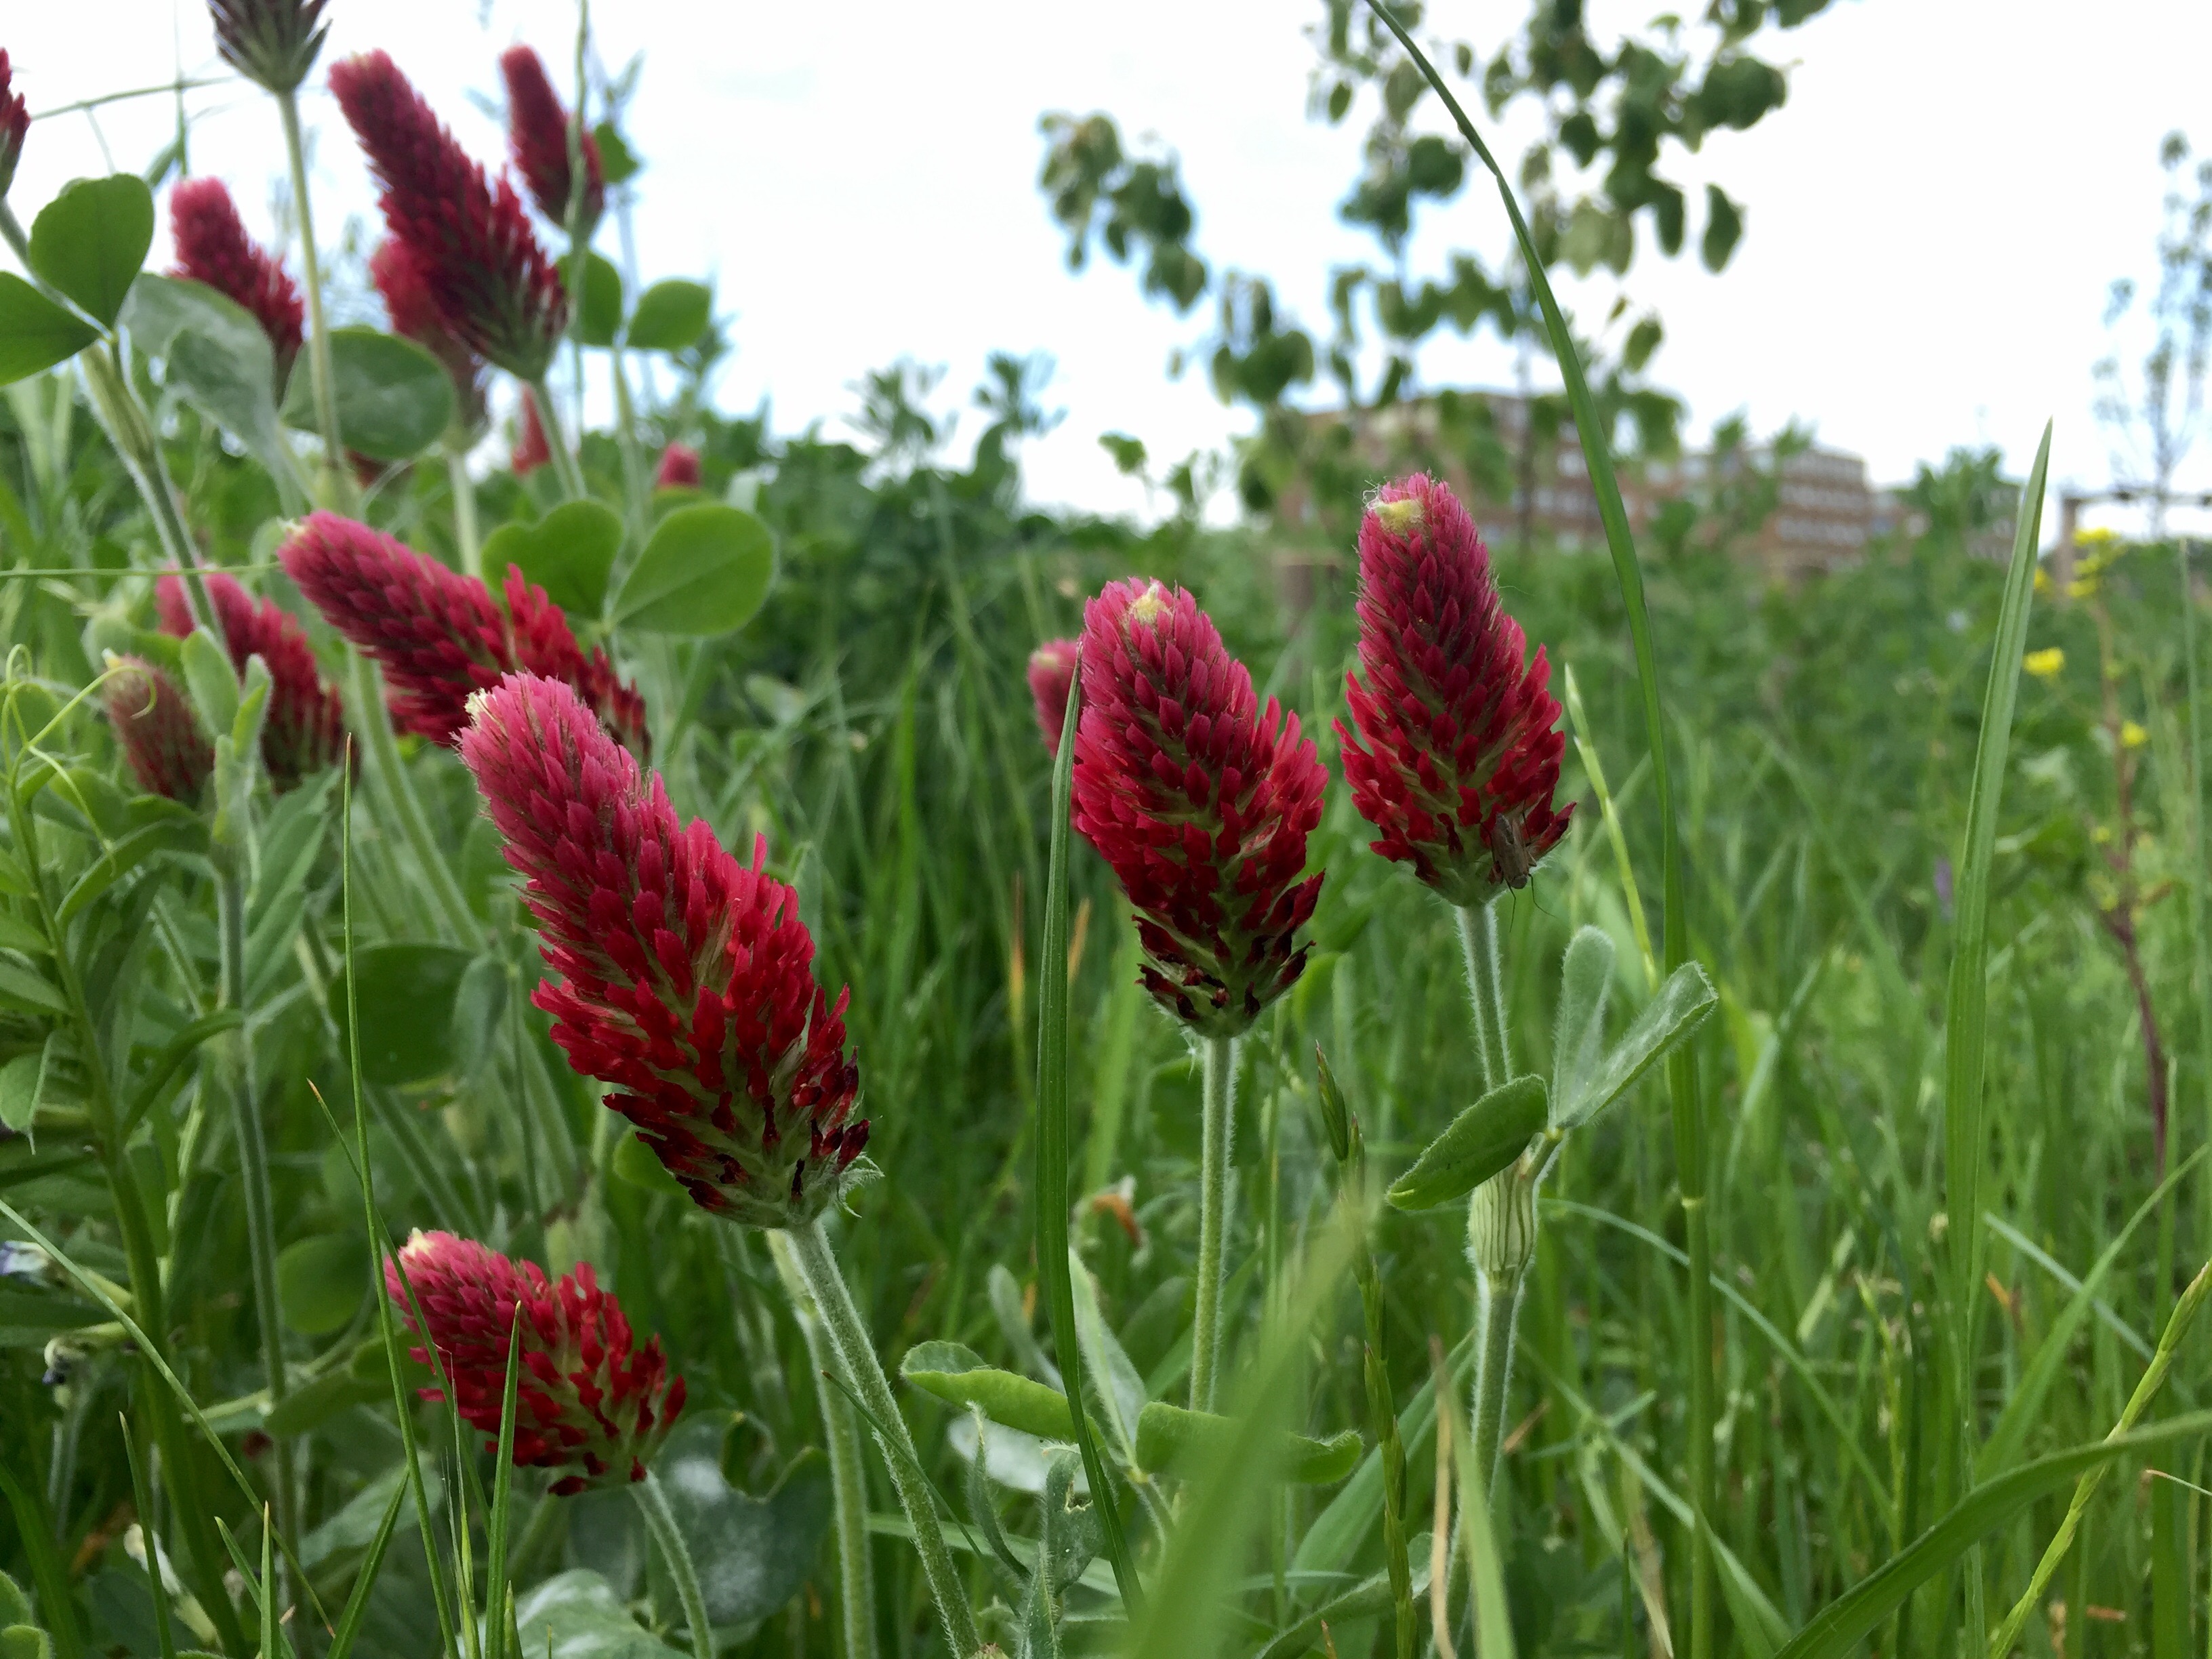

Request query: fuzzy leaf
[
  {"left": 1134, "top": 1401, "right": 1361, "bottom": 1484},
  {"left": 1387, "top": 1074, "right": 1547, "bottom": 1212},
  {"left": 1551, "top": 926, "right": 1615, "bottom": 1122},
  {"left": 901, "top": 1340, "right": 1077, "bottom": 1441},
  {"left": 1554, "top": 961, "right": 1717, "bottom": 1130},
  {"left": 28, "top": 175, "right": 154, "bottom": 327},
  {"left": 0, "top": 276, "right": 100, "bottom": 385}
]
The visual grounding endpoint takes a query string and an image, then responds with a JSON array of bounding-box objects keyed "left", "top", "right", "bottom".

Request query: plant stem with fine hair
[
  {"left": 447, "top": 445, "right": 483, "bottom": 577},
  {"left": 767, "top": 1229, "right": 879, "bottom": 1659},
  {"left": 1191, "top": 1033, "right": 1239, "bottom": 1412},
  {"left": 345, "top": 653, "right": 480, "bottom": 945},
  {"left": 527, "top": 375, "right": 588, "bottom": 501},
  {"left": 276, "top": 85, "right": 350, "bottom": 508},
  {"left": 1454, "top": 902, "right": 1507, "bottom": 1094},
  {"left": 634, "top": 1469, "right": 715, "bottom": 1659},
  {"left": 787, "top": 1218, "right": 981, "bottom": 1658}
]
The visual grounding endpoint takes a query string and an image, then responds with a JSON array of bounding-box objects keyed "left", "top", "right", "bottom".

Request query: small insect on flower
[
  {"left": 1338, "top": 474, "right": 1572, "bottom": 906},
  {"left": 460, "top": 674, "right": 869, "bottom": 1229},
  {"left": 387, "top": 1231, "right": 683, "bottom": 1494}
]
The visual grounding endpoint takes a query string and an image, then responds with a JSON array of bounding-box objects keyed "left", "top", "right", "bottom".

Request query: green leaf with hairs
[
  {"left": 1388, "top": 1074, "right": 1546, "bottom": 1211},
  {"left": 901, "top": 1341, "right": 1076, "bottom": 1441},
  {"left": 28, "top": 175, "right": 153, "bottom": 327},
  {"left": 1133, "top": 1401, "right": 1361, "bottom": 1484}
]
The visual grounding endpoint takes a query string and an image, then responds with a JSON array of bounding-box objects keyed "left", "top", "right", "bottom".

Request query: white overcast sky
[{"left": 5, "top": 0, "right": 2211, "bottom": 537}]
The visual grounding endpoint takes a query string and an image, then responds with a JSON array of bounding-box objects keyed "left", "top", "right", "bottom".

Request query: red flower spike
[
  {"left": 1336, "top": 474, "right": 1572, "bottom": 905},
  {"left": 329, "top": 50, "right": 568, "bottom": 382},
  {"left": 372, "top": 239, "right": 486, "bottom": 436},
  {"left": 1071, "top": 580, "right": 1326, "bottom": 1037},
  {"left": 459, "top": 673, "right": 867, "bottom": 1229},
  {"left": 0, "top": 51, "right": 28, "bottom": 202},
  {"left": 156, "top": 570, "right": 344, "bottom": 792},
  {"left": 102, "top": 657, "right": 213, "bottom": 804},
  {"left": 1027, "top": 638, "right": 1078, "bottom": 757},
  {"left": 386, "top": 1230, "right": 682, "bottom": 1495},
  {"left": 498, "top": 46, "right": 604, "bottom": 234},
  {"left": 167, "top": 178, "right": 304, "bottom": 394},
  {"left": 207, "top": 0, "right": 328, "bottom": 94},
  {"left": 653, "top": 443, "right": 701, "bottom": 490},
  {"left": 512, "top": 389, "right": 550, "bottom": 477},
  {"left": 279, "top": 512, "right": 648, "bottom": 756}
]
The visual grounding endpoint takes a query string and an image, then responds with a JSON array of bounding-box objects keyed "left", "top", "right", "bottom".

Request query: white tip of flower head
[
  {"left": 464, "top": 687, "right": 492, "bottom": 724},
  {"left": 1373, "top": 496, "right": 1426, "bottom": 537},
  {"left": 1126, "top": 580, "right": 1172, "bottom": 628},
  {"left": 398, "top": 1229, "right": 435, "bottom": 1262}
]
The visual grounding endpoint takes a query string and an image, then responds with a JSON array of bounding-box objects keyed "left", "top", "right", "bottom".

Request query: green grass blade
[
  {"left": 117, "top": 1413, "right": 178, "bottom": 1659},
  {"left": 483, "top": 1310, "right": 524, "bottom": 1655},
  {"left": 324, "top": 1479, "right": 409, "bottom": 1659},
  {"left": 1943, "top": 422, "right": 2051, "bottom": 1338},
  {"left": 1033, "top": 671, "right": 1142, "bottom": 1610},
  {"left": 1772, "top": 1411, "right": 2212, "bottom": 1659}
]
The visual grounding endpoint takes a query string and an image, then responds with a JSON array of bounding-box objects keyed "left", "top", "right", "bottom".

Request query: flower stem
[
  {"left": 767, "top": 1230, "right": 878, "bottom": 1659},
  {"left": 634, "top": 1469, "right": 714, "bottom": 1659},
  {"left": 1467, "top": 1263, "right": 1525, "bottom": 1497},
  {"left": 527, "top": 376, "right": 588, "bottom": 502},
  {"left": 215, "top": 859, "right": 300, "bottom": 1575},
  {"left": 1191, "top": 1033, "right": 1239, "bottom": 1413},
  {"left": 1454, "top": 901, "right": 1508, "bottom": 1094},
  {"left": 447, "top": 444, "right": 483, "bottom": 577},
  {"left": 344, "top": 653, "right": 481, "bottom": 946},
  {"left": 276, "top": 86, "right": 352, "bottom": 510},
  {"left": 787, "top": 1218, "right": 982, "bottom": 1658}
]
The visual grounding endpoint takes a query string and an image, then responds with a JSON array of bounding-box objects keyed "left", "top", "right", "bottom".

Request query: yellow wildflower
[
  {"left": 2121, "top": 720, "right": 2148, "bottom": 750},
  {"left": 2022, "top": 648, "right": 2065, "bottom": 679}
]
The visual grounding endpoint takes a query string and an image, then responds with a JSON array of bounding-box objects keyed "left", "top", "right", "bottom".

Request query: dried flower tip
[
  {"left": 1027, "top": 638, "right": 1078, "bottom": 756},
  {"left": 1072, "top": 579, "right": 1326, "bottom": 1036},
  {"left": 329, "top": 50, "right": 568, "bottom": 382},
  {"left": 498, "top": 45, "right": 605, "bottom": 234},
  {"left": 388, "top": 1230, "right": 682, "bottom": 1494},
  {"left": 207, "top": 0, "right": 327, "bottom": 94},
  {"left": 279, "top": 512, "right": 647, "bottom": 756},
  {"left": 460, "top": 674, "right": 868, "bottom": 1228},
  {"left": 1337, "top": 473, "right": 1572, "bottom": 905},
  {"left": 168, "top": 177, "right": 304, "bottom": 395},
  {"left": 102, "top": 656, "right": 213, "bottom": 804}
]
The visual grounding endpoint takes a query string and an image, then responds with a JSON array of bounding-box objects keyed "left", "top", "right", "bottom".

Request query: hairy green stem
[
  {"left": 1469, "top": 1264, "right": 1525, "bottom": 1497},
  {"left": 611, "top": 347, "right": 649, "bottom": 544},
  {"left": 1191, "top": 1033, "right": 1239, "bottom": 1413},
  {"left": 1454, "top": 903, "right": 1508, "bottom": 1094},
  {"left": 345, "top": 653, "right": 480, "bottom": 945},
  {"left": 634, "top": 1469, "right": 715, "bottom": 1659},
  {"left": 447, "top": 445, "right": 483, "bottom": 577},
  {"left": 768, "top": 1230, "right": 878, "bottom": 1659},
  {"left": 1335, "top": 1101, "right": 1412, "bottom": 1659},
  {"left": 276, "top": 87, "right": 350, "bottom": 509},
  {"left": 787, "top": 1218, "right": 981, "bottom": 1658},
  {"left": 73, "top": 346, "right": 225, "bottom": 636},
  {"left": 528, "top": 376, "right": 588, "bottom": 502}
]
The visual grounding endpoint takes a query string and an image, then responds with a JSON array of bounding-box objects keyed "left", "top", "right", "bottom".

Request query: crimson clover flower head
[
  {"left": 653, "top": 443, "right": 701, "bottom": 490},
  {"left": 498, "top": 45, "right": 604, "bottom": 234},
  {"left": 459, "top": 674, "right": 867, "bottom": 1229},
  {"left": 372, "top": 239, "right": 487, "bottom": 437},
  {"left": 1336, "top": 474, "right": 1572, "bottom": 905},
  {"left": 167, "top": 177, "right": 304, "bottom": 395},
  {"left": 207, "top": 0, "right": 327, "bottom": 93},
  {"left": 329, "top": 50, "right": 568, "bottom": 382},
  {"left": 0, "top": 52, "right": 28, "bottom": 203},
  {"left": 279, "top": 512, "right": 648, "bottom": 756},
  {"left": 1071, "top": 579, "right": 1326, "bottom": 1037},
  {"left": 512, "top": 389, "right": 550, "bottom": 477},
  {"left": 386, "top": 1230, "right": 682, "bottom": 1495},
  {"left": 1027, "top": 637, "right": 1077, "bottom": 756},
  {"left": 102, "top": 656, "right": 212, "bottom": 805},
  {"left": 156, "top": 570, "right": 344, "bottom": 792}
]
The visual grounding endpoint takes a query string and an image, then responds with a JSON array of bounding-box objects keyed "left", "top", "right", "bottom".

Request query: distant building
[{"left": 1269, "top": 389, "right": 1980, "bottom": 580}]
